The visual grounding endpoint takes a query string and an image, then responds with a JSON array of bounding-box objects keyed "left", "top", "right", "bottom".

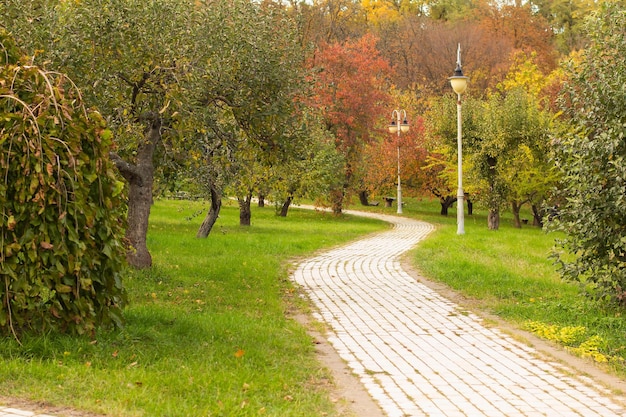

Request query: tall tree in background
[
  {"left": 307, "top": 34, "right": 392, "bottom": 213},
  {"left": 550, "top": 2, "right": 626, "bottom": 304},
  {"left": 360, "top": 88, "right": 427, "bottom": 203}
]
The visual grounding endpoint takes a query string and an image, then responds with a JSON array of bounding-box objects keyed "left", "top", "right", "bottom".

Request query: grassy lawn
[
  {"left": 0, "top": 199, "right": 387, "bottom": 416},
  {"left": 2, "top": 196, "right": 626, "bottom": 416}
]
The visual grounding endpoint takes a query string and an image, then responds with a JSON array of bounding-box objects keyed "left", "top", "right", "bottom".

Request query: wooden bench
[{"left": 384, "top": 197, "right": 396, "bottom": 208}]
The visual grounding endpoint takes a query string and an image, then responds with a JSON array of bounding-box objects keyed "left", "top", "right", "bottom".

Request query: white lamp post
[
  {"left": 388, "top": 110, "right": 409, "bottom": 214},
  {"left": 449, "top": 43, "right": 469, "bottom": 235}
]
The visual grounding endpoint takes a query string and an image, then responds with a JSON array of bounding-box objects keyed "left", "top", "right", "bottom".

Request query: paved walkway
[
  {"left": 292, "top": 211, "right": 626, "bottom": 417},
  {"left": 0, "top": 408, "right": 55, "bottom": 417}
]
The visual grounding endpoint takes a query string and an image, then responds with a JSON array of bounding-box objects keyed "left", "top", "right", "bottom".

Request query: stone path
[
  {"left": 292, "top": 211, "right": 626, "bottom": 416},
  {"left": 0, "top": 408, "right": 55, "bottom": 417}
]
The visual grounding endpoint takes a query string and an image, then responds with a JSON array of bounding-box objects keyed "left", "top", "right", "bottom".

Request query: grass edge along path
[
  {"left": 0, "top": 200, "right": 388, "bottom": 417},
  {"left": 406, "top": 199, "right": 626, "bottom": 383}
]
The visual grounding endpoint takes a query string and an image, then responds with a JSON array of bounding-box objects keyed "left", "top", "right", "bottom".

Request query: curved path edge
[{"left": 291, "top": 208, "right": 626, "bottom": 417}]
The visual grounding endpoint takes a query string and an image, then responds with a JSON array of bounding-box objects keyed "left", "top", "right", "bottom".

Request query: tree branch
[{"left": 109, "top": 152, "right": 143, "bottom": 186}]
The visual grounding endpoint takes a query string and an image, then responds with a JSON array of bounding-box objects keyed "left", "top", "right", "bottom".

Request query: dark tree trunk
[
  {"left": 279, "top": 195, "right": 293, "bottom": 217},
  {"left": 258, "top": 194, "right": 265, "bottom": 207},
  {"left": 358, "top": 190, "right": 369, "bottom": 206},
  {"left": 466, "top": 194, "right": 473, "bottom": 215},
  {"left": 110, "top": 112, "right": 160, "bottom": 269},
  {"left": 440, "top": 195, "right": 456, "bottom": 216},
  {"left": 511, "top": 200, "right": 523, "bottom": 228},
  {"left": 196, "top": 184, "right": 222, "bottom": 238},
  {"left": 330, "top": 187, "right": 344, "bottom": 215},
  {"left": 239, "top": 194, "right": 252, "bottom": 226},
  {"left": 531, "top": 204, "right": 544, "bottom": 227}
]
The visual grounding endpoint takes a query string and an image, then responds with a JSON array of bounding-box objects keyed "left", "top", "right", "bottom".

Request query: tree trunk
[
  {"left": 110, "top": 112, "right": 160, "bottom": 269},
  {"left": 330, "top": 187, "right": 344, "bottom": 215},
  {"left": 466, "top": 194, "right": 473, "bottom": 215},
  {"left": 258, "top": 193, "right": 265, "bottom": 207},
  {"left": 279, "top": 195, "right": 293, "bottom": 217},
  {"left": 239, "top": 194, "right": 252, "bottom": 226},
  {"left": 488, "top": 209, "right": 500, "bottom": 230},
  {"left": 531, "top": 204, "right": 544, "bottom": 227},
  {"left": 440, "top": 195, "right": 456, "bottom": 216},
  {"left": 196, "top": 184, "right": 222, "bottom": 238},
  {"left": 511, "top": 200, "right": 522, "bottom": 228},
  {"left": 358, "top": 190, "right": 369, "bottom": 206}
]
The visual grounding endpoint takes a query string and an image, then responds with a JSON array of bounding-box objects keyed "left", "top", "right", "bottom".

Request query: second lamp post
[
  {"left": 449, "top": 44, "right": 469, "bottom": 235},
  {"left": 388, "top": 110, "right": 409, "bottom": 214}
]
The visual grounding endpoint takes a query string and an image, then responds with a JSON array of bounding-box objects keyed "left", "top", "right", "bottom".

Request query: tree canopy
[{"left": 550, "top": 2, "right": 626, "bottom": 304}]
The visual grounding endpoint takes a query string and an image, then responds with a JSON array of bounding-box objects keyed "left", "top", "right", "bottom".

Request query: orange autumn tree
[
  {"left": 307, "top": 34, "right": 392, "bottom": 213},
  {"left": 360, "top": 114, "right": 426, "bottom": 204}
]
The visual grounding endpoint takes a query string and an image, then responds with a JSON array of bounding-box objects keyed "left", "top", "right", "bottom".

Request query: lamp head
[
  {"left": 449, "top": 45, "right": 469, "bottom": 94},
  {"left": 449, "top": 64, "right": 469, "bottom": 95},
  {"left": 388, "top": 119, "right": 398, "bottom": 134},
  {"left": 400, "top": 119, "right": 409, "bottom": 133}
]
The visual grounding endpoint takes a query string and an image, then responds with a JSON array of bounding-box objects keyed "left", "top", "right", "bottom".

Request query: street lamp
[
  {"left": 389, "top": 110, "right": 409, "bottom": 214},
  {"left": 449, "top": 43, "right": 469, "bottom": 235}
]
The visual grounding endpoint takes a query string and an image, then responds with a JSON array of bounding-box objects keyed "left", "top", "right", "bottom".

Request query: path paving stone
[
  {"left": 292, "top": 211, "right": 626, "bottom": 416},
  {"left": 0, "top": 407, "right": 56, "bottom": 417}
]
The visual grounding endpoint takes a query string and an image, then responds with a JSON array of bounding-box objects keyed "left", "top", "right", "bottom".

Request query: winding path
[{"left": 292, "top": 211, "right": 626, "bottom": 417}]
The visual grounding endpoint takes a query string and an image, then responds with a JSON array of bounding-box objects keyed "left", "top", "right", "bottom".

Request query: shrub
[
  {"left": 0, "top": 29, "right": 127, "bottom": 338},
  {"left": 550, "top": 3, "right": 626, "bottom": 303}
]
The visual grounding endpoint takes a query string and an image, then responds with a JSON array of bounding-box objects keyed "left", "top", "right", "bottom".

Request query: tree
[
  {"left": 0, "top": 29, "right": 126, "bottom": 336},
  {"left": 266, "top": 111, "right": 345, "bottom": 217},
  {"left": 360, "top": 115, "right": 426, "bottom": 203},
  {"left": 374, "top": 16, "right": 514, "bottom": 95},
  {"left": 476, "top": 1, "right": 558, "bottom": 73},
  {"left": 307, "top": 34, "right": 392, "bottom": 213},
  {"left": 496, "top": 51, "right": 559, "bottom": 228},
  {"left": 428, "top": 85, "right": 552, "bottom": 230},
  {"left": 472, "top": 89, "right": 553, "bottom": 230},
  {"left": 549, "top": 2, "right": 626, "bottom": 304},
  {"left": 192, "top": 0, "right": 310, "bottom": 231},
  {"left": 3, "top": 0, "right": 199, "bottom": 268},
  {"left": 530, "top": 0, "right": 598, "bottom": 54}
]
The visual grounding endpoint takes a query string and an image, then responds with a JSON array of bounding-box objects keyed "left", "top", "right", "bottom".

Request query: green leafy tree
[
  {"left": 2, "top": 0, "right": 199, "bottom": 268},
  {"left": 191, "top": 0, "right": 311, "bottom": 231},
  {"left": 0, "top": 29, "right": 126, "bottom": 337},
  {"left": 267, "top": 111, "right": 345, "bottom": 217},
  {"left": 550, "top": 2, "right": 626, "bottom": 304}
]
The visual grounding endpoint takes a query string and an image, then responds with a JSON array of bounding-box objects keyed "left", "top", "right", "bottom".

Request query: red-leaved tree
[{"left": 307, "top": 34, "right": 392, "bottom": 213}]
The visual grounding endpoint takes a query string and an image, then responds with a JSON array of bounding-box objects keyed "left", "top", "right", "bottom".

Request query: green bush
[
  {"left": 0, "top": 29, "right": 127, "bottom": 337},
  {"left": 550, "top": 3, "right": 626, "bottom": 304}
]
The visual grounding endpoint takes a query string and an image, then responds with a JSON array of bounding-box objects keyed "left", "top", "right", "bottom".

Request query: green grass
[{"left": 0, "top": 199, "right": 387, "bottom": 416}]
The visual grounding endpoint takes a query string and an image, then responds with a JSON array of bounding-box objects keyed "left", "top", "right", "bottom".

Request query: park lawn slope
[{"left": 0, "top": 199, "right": 387, "bottom": 416}]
